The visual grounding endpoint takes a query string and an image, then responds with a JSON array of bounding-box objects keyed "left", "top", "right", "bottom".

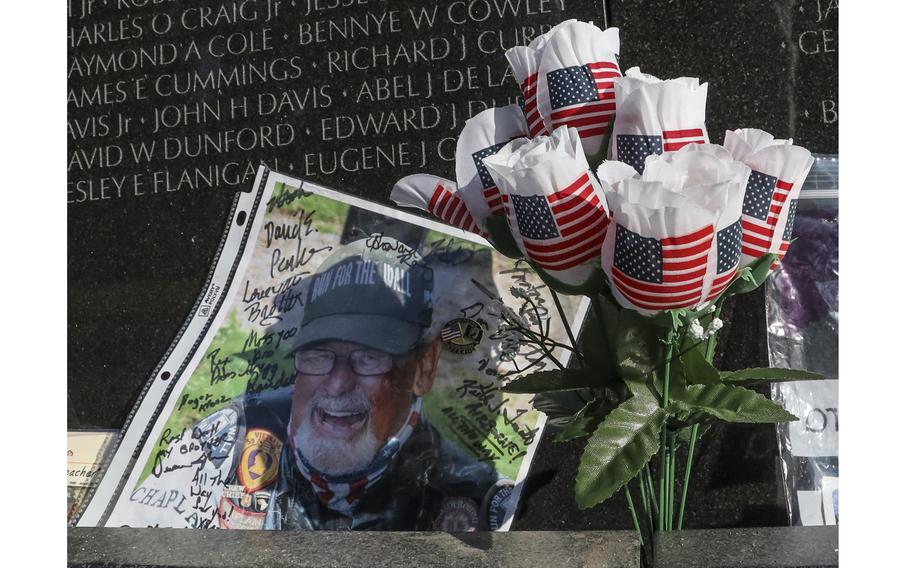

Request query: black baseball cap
[{"left": 296, "top": 237, "right": 434, "bottom": 355}]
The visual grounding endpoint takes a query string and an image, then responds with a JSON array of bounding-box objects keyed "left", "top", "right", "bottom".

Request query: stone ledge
[
  {"left": 654, "top": 526, "right": 838, "bottom": 568},
  {"left": 68, "top": 528, "right": 641, "bottom": 568}
]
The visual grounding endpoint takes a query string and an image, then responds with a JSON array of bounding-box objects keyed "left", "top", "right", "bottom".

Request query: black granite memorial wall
[{"left": 67, "top": 0, "right": 837, "bottom": 530}]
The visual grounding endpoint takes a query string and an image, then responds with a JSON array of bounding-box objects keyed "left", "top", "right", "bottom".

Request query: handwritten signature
[
  {"left": 364, "top": 232, "right": 424, "bottom": 266},
  {"left": 266, "top": 183, "right": 312, "bottom": 212}
]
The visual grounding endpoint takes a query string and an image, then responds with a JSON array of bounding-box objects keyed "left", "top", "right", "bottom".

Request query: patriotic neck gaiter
[{"left": 289, "top": 398, "right": 422, "bottom": 515}]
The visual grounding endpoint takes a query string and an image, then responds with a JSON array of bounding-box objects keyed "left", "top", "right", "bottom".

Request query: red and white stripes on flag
[
  {"left": 741, "top": 179, "right": 793, "bottom": 260},
  {"left": 485, "top": 187, "right": 504, "bottom": 215},
  {"left": 611, "top": 224, "right": 713, "bottom": 311},
  {"left": 510, "top": 172, "right": 609, "bottom": 272},
  {"left": 708, "top": 268, "right": 738, "bottom": 299},
  {"left": 428, "top": 183, "right": 484, "bottom": 235},
  {"left": 548, "top": 61, "right": 622, "bottom": 139},
  {"left": 506, "top": 42, "right": 548, "bottom": 139},
  {"left": 390, "top": 174, "right": 486, "bottom": 237},
  {"left": 521, "top": 73, "right": 546, "bottom": 138},
  {"left": 663, "top": 128, "right": 707, "bottom": 151}
]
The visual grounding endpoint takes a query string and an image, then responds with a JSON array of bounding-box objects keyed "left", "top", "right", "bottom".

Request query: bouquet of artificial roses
[{"left": 391, "top": 19, "right": 821, "bottom": 563}]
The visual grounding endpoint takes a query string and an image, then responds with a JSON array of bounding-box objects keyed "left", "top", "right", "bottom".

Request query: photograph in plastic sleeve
[
  {"left": 766, "top": 156, "right": 838, "bottom": 526},
  {"left": 77, "top": 168, "right": 585, "bottom": 531}
]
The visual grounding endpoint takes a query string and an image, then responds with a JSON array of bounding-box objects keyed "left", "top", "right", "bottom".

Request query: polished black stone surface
[
  {"left": 68, "top": 0, "right": 837, "bottom": 533},
  {"left": 609, "top": 0, "right": 838, "bottom": 153}
]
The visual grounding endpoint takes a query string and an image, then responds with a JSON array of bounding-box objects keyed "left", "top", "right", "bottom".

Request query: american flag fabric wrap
[
  {"left": 723, "top": 128, "right": 814, "bottom": 266},
  {"left": 610, "top": 67, "right": 709, "bottom": 175},
  {"left": 535, "top": 22, "right": 621, "bottom": 155},
  {"left": 598, "top": 144, "right": 750, "bottom": 314},
  {"left": 506, "top": 21, "right": 620, "bottom": 154},
  {"left": 506, "top": 47, "right": 546, "bottom": 139},
  {"left": 454, "top": 105, "right": 529, "bottom": 223},
  {"left": 505, "top": 20, "right": 579, "bottom": 140},
  {"left": 390, "top": 174, "right": 485, "bottom": 237},
  {"left": 484, "top": 126, "right": 611, "bottom": 286}
]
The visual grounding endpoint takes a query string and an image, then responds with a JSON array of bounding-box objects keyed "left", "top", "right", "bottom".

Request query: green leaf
[
  {"left": 484, "top": 215, "right": 524, "bottom": 259},
  {"left": 615, "top": 309, "right": 662, "bottom": 385},
  {"left": 525, "top": 258, "right": 607, "bottom": 296},
  {"left": 678, "top": 326, "right": 711, "bottom": 359},
  {"left": 722, "top": 253, "right": 778, "bottom": 297},
  {"left": 578, "top": 294, "right": 621, "bottom": 376},
  {"left": 721, "top": 367, "right": 826, "bottom": 384},
  {"left": 650, "top": 308, "right": 691, "bottom": 329},
  {"left": 670, "top": 383, "right": 798, "bottom": 424},
  {"left": 576, "top": 394, "right": 667, "bottom": 509},
  {"left": 680, "top": 346, "right": 721, "bottom": 385},
  {"left": 502, "top": 369, "right": 604, "bottom": 393},
  {"left": 554, "top": 399, "right": 614, "bottom": 443},
  {"left": 531, "top": 390, "right": 593, "bottom": 428},
  {"left": 624, "top": 375, "right": 657, "bottom": 399}
]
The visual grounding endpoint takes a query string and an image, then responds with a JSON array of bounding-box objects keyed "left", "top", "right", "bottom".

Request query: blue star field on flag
[
  {"left": 614, "top": 225, "right": 662, "bottom": 283},
  {"left": 743, "top": 170, "right": 778, "bottom": 219},
  {"left": 512, "top": 194, "right": 560, "bottom": 240},
  {"left": 617, "top": 135, "right": 663, "bottom": 174},
  {"left": 782, "top": 200, "right": 798, "bottom": 241},
  {"left": 472, "top": 141, "right": 510, "bottom": 189},
  {"left": 547, "top": 65, "right": 600, "bottom": 110},
  {"left": 716, "top": 222, "right": 743, "bottom": 273}
]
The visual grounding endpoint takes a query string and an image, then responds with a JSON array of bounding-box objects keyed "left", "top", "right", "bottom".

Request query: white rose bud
[
  {"left": 597, "top": 144, "right": 750, "bottom": 314},
  {"left": 484, "top": 126, "right": 611, "bottom": 286}
]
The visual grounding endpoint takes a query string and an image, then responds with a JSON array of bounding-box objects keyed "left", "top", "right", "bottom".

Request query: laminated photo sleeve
[{"left": 76, "top": 167, "right": 588, "bottom": 531}]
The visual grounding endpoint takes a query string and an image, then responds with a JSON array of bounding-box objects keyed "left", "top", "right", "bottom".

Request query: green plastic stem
[
  {"left": 657, "top": 325, "right": 675, "bottom": 530},
  {"left": 676, "top": 424, "right": 699, "bottom": 530},
  {"left": 549, "top": 286, "right": 580, "bottom": 354},
  {"left": 676, "top": 301, "right": 723, "bottom": 530},
  {"left": 624, "top": 485, "right": 644, "bottom": 546}
]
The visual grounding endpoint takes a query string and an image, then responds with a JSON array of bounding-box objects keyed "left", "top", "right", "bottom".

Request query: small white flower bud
[
  {"left": 708, "top": 318, "right": 724, "bottom": 333},
  {"left": 688, "top": 319, "right": 707, "bottom": 341}
]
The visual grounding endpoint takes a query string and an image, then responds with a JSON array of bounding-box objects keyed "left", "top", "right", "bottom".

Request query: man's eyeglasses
[{"left": 293, "top": 348, "right": 397, "bottom": 376}]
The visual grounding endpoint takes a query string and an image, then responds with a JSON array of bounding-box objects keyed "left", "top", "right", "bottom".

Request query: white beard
[{"left": 290, "top": 389, "right": 381, "bottom": 476}]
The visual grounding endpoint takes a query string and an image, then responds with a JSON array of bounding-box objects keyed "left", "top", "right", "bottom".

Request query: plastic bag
[{"left": 766, "top": 155, "right": 838, "bottom": 526}]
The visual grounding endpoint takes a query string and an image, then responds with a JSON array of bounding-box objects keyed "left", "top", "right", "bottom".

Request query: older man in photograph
[{"left": 207, "top": 237, "right": 502, "bottom": 531}]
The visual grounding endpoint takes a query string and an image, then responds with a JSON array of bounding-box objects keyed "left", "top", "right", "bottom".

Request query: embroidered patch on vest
[{"left": 237, "top": 429, "right": 282, "bottom": 493}]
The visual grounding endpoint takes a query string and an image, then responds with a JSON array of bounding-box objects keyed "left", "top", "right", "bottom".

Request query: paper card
[
  {"left": 78, "top": 167, "right": 586, "bottom": 531},
  {"left": 68, "top": 430, "right": 116, "bottom": 523},
  {"left": 777, "top": 379, "right": 838, "bottom": 458},
  {"left": 68, "top": 431, "right": 116, "bottom": 488},
  {"left": 821, "top": 476, "right": 838, "bottom": 525},
  {"left": 795, "top": 490, "right": 824, "bottom": 526}
]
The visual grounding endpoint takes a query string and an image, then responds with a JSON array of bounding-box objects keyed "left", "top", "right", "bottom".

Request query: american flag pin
[{"left": 440, "top": 318, "right": 484, "bottom": 355}]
